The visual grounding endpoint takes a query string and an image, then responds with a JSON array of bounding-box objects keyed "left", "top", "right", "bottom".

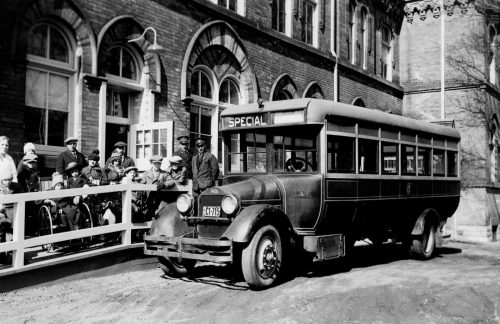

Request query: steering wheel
[{"left": 285, "top": 157, "right": 314, "bottom": 172}]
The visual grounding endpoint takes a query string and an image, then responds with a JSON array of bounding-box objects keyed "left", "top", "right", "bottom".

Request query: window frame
[{"left": 381, "top": 25, "right": 393, "bottom": 81}]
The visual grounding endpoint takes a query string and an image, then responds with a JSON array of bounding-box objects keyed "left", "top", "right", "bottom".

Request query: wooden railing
[{"left": 0, "top": 183, "right": 187, "bottom": 276}]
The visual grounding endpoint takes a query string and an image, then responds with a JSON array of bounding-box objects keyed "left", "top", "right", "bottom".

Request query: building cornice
[{"left": 403, "top": 0, "right": 473, "bottom": 23}]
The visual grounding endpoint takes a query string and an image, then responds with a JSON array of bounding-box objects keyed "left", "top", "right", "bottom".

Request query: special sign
[{"left": 223, "top": 114, "right": 268, "bottom": 128}]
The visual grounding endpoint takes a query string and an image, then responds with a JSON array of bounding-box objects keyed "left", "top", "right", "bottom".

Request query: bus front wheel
[
  {"left": 241, "top": 225, "right": 283, "bottom": 289},
  {"left": 409, "top": 219, "right": 436, "bottom": 260}
]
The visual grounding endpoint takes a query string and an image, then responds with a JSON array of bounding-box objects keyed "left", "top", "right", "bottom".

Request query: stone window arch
[
  {"left": 271, "top": 74, "right": 298, "bottom": 101},
  {"left": 303, "top": 82, "right": 324, "bottom": 99}
]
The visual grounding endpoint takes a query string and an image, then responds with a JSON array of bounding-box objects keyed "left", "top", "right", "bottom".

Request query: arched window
[
  {"left": 304, "top": 83, "right": 324, "bottom": 99},
  {"left": 489, "top": 26, "right": 497, "bottom": 85},
  {"left": 271, "top": 75, "right": 298, "bottom": 101},
  {"left": 25, "top": 22, "right": 74, "bottom": 146},
  {"left": 360, "top": 7, "right": 368, "bottom": 69},
  {"left": 381, "top": 25, "right": 393, "bottom": 81},
  {"left": 191, "top": 69, "right": 213, "bottom": 99},
  {"left": 219, "top": 78, "right": 240, "bottom": 105},
  {"left": 352, "top": 98, "right": 366, "bottom": 107},
  {"left": 105, "top": 46, "right": 139, "bottom": 81},
  {"left": 348, "top": 1, "right": 356, "bottom": 64}
]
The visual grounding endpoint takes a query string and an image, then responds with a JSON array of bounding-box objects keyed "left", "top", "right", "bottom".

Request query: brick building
[
  {"left": 401, "top": 0, "right": 500, "bottom": 241},
  {"left": 0, "top": 0, "right": 403, "bottom": 174}
]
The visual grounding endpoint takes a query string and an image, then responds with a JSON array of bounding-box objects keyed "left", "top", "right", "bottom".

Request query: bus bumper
[{"left": 143, "top": 234, "right": 233, "bottom": 263}]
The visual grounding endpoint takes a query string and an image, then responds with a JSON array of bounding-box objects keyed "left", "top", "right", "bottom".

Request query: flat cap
[
  {"left": 64, "top": 136, "right": 78, "bottom": 144},
  {"left": 149, "top": 155, "right": 163, "bottom": 163},
  {"left": 109, "top": 152, "right": 122, "bottom": 162},
  {"left": 114, "top": 141, "right": 127, "bottom": 147},
  {"left": 65, "top": 162, "right": 80, "bottom": 172},
  {"left": 169, "top": 155, "right": 183, "bottom": 164}
]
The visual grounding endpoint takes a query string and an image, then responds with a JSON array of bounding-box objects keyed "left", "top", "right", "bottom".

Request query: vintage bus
[{"left": 144, "top": 98, "right": 460, "bottom": 289}]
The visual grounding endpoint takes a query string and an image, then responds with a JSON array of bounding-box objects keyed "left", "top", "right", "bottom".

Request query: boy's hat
[
  {"left": 65, "top": 162, "right": 80, "bottom": 172},
  {"left": 109, "top": 152, "right": 122, "bottom": 162},
  {"left": 124, "top": 166, "right": 138, "bottom": 174},
  {"left": 52, "top": 173, "right": 64, "bottom": 187},
  {"left": 149, "top": 155, "right": 163, "bottom": 163},
  {"left": 114, "top": 141, "right": 127, "bottom": 147},
  {"left": 169, "top": 155, "right": 183, "bottom": 164},
  {"left": 23, "top": 153, "right": 38, "bottom": 163},
  {"left": 64, "top": 136, "right": 78, "bottom": 144},
  {"left": 0, "top": 168, "right": 13, "bottom": 181},
  {"left": 88, "top": 149, "right": 100, "bottom": 161}
]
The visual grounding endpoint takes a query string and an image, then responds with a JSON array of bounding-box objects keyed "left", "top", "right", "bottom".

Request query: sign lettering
[{"left": 225, "top": 115, "right": 267, "bottom": 128}]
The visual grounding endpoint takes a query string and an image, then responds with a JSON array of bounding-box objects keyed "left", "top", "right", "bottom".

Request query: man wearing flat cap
[
  {"left": 192, "top": 137, "right": 219, "bottom": 196},
  {"left": 173, "top": 134, "right": 194, "bottom": 179},
  {"left": 56, "top": 137, "right": 87, "bottom": 175},
  {"left": 105, "top": 141, "right": 135, "bottom": 170}
]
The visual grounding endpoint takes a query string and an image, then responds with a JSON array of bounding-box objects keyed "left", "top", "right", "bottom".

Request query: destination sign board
[{"left": 221, "top": 110, "right": 305, "bottom": 129}]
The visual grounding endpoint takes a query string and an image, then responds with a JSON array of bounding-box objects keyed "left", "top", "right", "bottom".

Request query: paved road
[{"left": 1, "top": 241, "right": 499, "bottom": 323}]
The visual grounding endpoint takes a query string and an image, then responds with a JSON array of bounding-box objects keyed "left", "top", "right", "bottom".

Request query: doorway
[{"left": 106, "top": 123, "right": 129, "bottom": 160}]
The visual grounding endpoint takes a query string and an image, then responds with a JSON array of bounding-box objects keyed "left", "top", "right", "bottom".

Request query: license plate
[{"left": 203, "top": 206, "right": 221, "bottom": 217}]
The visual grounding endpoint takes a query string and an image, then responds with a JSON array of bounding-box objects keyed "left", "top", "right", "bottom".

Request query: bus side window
[
  {"left": 358, "top": 139, "right": 378, "bottom": 174},
  {"left": 433, "top": 149, "right": 445, "bottom": 176},
  {"left": 447, "top": 151, "right": 458, "bottom": 177},
  {"left": 418, "top": 147, "right": 431, "bottom": 176},
  {"left": 402, "top": 145, "right": 416, "bottom": 175},
  {"left": 327, "top": 135, "right": 355, "bottom": 173},
  {"left": 382, "top": 142, "right": 398, "bottom": 174}
]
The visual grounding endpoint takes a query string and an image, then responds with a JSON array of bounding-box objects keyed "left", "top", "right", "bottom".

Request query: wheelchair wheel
[
  {"left": 37, "top": 205, "right": 54, "bottom": 252},
  {"left": 77, "top": 202, "right": 94, "bottom": 245}
]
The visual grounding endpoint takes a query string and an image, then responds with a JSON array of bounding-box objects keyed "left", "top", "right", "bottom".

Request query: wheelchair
[{"left": 37, "top": 200, "right": 94, "bottom": 252}]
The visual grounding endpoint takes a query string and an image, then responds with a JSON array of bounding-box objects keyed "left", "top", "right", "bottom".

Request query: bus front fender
[{"left": 222, "top": 204, "right": 292, "bottom": 243}]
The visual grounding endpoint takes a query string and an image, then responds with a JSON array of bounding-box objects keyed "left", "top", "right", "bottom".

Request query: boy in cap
[
  {"left": 82, "top": 150, "right": 108, "bottom": 186},
  {"left": 17, "top": 153, "right": 40, "bottom": 193},
  {"left": 192, "top": 137, "right": 219, "bottom": 196},
  {"left": 173, "top": 134, "right": 194, "bottom": 179},
  {"left": 44, "top": 172, "right": 79, "bottom": 231},
  {"left": 121, "top": 166, "right": 138, "bottom": 184},
  {"left": 164, "top": 155, "right": 186, "bottom": 188},
  {"left": 105, "top": 141, "right": 135, "bottom": 170},
  {"left": 56, "top": 137, "right": 87, "bottom": 174}
]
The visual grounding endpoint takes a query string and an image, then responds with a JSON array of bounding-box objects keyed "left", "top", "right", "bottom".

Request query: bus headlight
[
  {"left": 177, "top": 194, "right": 194, "bottom": 214},
  {"left": 221, "top": 195, "right": 239, "bottom": 216}
]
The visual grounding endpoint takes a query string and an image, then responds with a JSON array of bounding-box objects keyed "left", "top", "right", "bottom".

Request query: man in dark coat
[
  {"left": 56, "top": 137, "right": 87, "bottom": 175},
  {"left": 105, "top": 141, "right": 135, "bottom": 170},
  {"left": 173, "top": 134, "right": 194, "bottom": 179},
  {"left": 192, "top": 138, "right": 219, "bottom": 196}
]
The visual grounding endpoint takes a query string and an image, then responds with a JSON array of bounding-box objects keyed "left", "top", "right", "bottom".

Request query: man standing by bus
[
  {"left": 173, "top": 134, "right": 194, "bottom": 179},
  {"left": 192, "top": 138, "right": 219, "bottom": 197}
]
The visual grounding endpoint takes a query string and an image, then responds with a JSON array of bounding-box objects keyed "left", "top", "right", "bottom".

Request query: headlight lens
[
  {"left": 221, "top": 195, "right": 239, "bottom": 215},
  {"left": 177, "top": 194, "right": 194, "bottom": 214}
]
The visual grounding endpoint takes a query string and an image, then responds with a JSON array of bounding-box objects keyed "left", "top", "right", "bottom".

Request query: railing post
[
  {"left": 121, "top": 188, "right": 132, "bottom": 246},
  {"left": 12, "top": 201, "right": 25, "bottom": 268}
]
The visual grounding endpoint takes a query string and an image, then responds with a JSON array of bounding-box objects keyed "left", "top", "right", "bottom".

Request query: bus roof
[{"left": 220, "top": 98, "right": 460, "bottom": 140}]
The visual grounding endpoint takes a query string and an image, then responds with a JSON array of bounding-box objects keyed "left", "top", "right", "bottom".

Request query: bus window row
[{"left": 327, "top": 135, "right": 458, "bottom": 177}]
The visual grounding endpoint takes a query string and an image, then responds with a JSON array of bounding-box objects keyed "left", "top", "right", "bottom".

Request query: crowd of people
[{"left": 0, "top": 133, "right": 220, "bottom": 248}]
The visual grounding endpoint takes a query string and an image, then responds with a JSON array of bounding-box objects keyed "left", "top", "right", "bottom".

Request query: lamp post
[{"left": 128, "top": 26, "right": 166, "bottom": 54}]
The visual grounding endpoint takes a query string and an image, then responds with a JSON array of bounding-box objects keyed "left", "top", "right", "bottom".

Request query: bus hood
[{"left": 200, "top": 176, "right": 282, "bottom": 204}]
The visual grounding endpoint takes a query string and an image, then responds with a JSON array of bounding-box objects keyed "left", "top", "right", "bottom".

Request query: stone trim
[{"left": 404, "top": 0, "right": 472, "bottom": 23}]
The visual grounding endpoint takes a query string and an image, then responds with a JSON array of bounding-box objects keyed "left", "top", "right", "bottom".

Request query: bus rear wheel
[
  {"left": 409, "top": 219, "right": 436, "bottom": 260},
  {"left": 158, "top": 256, "right": 196, "bottom": 277},
  {"left": 241, "top": 225, "right": 283, "bottom": 290}
]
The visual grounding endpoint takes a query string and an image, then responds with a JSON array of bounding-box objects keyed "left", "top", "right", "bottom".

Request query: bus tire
[
  {"left": 241, "top": 224, "right": 283, "bottom": 290},
  {"left": 158, "top": 256, "right": 196, "bottom": 277},
  {"left": 409, "top": 219, "right": 436, "bottom": 260}
]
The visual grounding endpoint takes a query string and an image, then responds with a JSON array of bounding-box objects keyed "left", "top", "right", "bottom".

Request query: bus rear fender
[
  {"left": 411, "top": 208, "right": 439, "bottom": 236},
  {"left": 223, "top": 204, "right": 295, "bottom": 244}
]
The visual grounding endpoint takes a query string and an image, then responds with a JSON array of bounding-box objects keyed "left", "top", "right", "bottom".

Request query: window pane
[
  {"left": 328, "top": 136, "right": 355, "bottom": 173},
  {"left": 121, "top": 49, "right": 137, "bottom": 80},
  {"left": 433, "top": 149, "right": 445, "bottom": 176},
  {"left": 229, "top": 80, "right": 240, "bottom": 104},
  {"left": 144, "top": 130, "right": 152, "bottom": 144},
  {"left": 200, "top": 72, "right": 212, "bottom": 98},
  {"left": 229, "top": 0, "right": 236, "bottom": 11},
  {"left": 28, "top": 25, "right": 47, "bottom": 57},
  {"left": 144, "top": 145, "right": 152, "bottom": 159},
  {"left": 160, "top": 144, "right": 167, "bottom": 157},
  {"left": 358, "top": 139, "right": 378, "bottom": 174},
  {"left": 402, "top": 145, "right": 416, "bottom": 174},
  {"left": 137, "top": 146, "right": 144, "bottom": 159},
  {"left": 191, "top": 71, "right": 200, "bottom": 96},
  {"left": 153, "top": 144, "right": 159, "bottom": 155},
  {"left": 106, "top": 48, "right": 121, "bottom": 76},
  {"left": 200, "top": 107, "right": 212, "bottom": 136},
  {"left": 107, "top": 91, "right": 129, "bottom": 117},
  {"left": 47, "top": 110, "right": 68, "bottom": 146},
  {"left": 219, "top": 80, "right": 229, "bottom": 103},
  {"left": 153, "top": 129, "right": 159, "bottom": 143},
  {"left": 382, "top": 142, "right": 398, "bottom": 174},
  {"left": 49, "top": 27, "right": 69, "bottom": 63},
  {"left": 25, "top": 69, "right": 47, "bottom": 108},
  {"left": 418, "top": 147, "right": 431, "bottom": 176},
  {"left": 136, "top": 131, "right": 143, "bottom": 145},
  {"left": 49, "top": 74, "right": 69, "bottom": 111},
  {"left": 447, "top": 151, "right": 458, "bottom": 177},
  {"left": 24, "top": 107, "right": 45, "bottom": 145}
]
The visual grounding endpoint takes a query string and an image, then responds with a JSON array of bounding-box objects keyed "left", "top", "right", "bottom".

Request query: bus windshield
[{"left": 225, "top": 126, "right": 319, "bottom": 174}]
